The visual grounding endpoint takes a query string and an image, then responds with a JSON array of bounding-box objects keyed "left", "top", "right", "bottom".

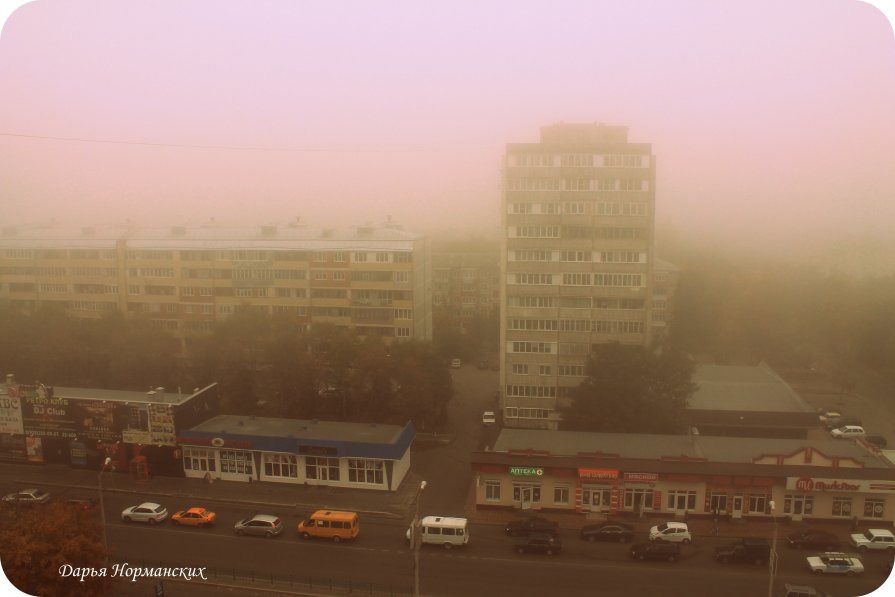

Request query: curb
[{"left": 13, "top": 478, "right": 407, "bottom": 520}]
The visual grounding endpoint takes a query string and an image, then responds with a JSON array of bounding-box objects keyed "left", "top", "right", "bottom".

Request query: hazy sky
[{"left": 1, "top": 1, "right": 893, "bottom": 252}]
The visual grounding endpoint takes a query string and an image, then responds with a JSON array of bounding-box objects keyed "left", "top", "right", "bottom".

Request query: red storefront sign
[{"left": 579, "top": 468, "right": 618, "bottom": 480}]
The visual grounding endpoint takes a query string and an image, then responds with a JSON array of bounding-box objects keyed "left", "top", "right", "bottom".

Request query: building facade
[
  {"left": 432, "top": 238, "right": 500, "bottom": 332},
  {"left": 501, "top": 123, "right": 656, "bottom": 429},
  {"left": 178, "top": 415, "right": 415, "bottom": 491},
  {"left": 0, "top": 375, "right": 219, "bottom": 476},
  {"left": 472, "top": 429, "right": 895, "bottom": 525},
  {"left": 0, "top": 222, "right": 432, "bottom": 348}
]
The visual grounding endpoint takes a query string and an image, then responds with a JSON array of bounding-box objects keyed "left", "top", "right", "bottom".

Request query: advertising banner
[
  {"left": 0, "top": 387, "right": 25, "bottom": 434},
  {"left": 0, "top": 434, "right": 26, "bottom": 462},
  {"left": 20, "top": 384, "right": 77, "bottom": 439},
  {"left": 74, "top": 400, "right": 120, "bottom": 442},
  {"left": 121, "top": 403, "right": 151, "bottom": 444},
  {"left": 148, "top": 403, "right": 176, "bottom": 446}
]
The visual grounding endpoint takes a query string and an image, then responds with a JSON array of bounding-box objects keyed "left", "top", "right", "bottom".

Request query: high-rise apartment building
[
  {"left": 501, "top": 123, "right": 656, "bottom": 429},
  {"left": 0, "top": 222, "right": 432, "bottom": 349}
]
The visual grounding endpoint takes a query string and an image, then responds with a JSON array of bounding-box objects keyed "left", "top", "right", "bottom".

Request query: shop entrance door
[
  {"left": 519, "top": 486, "right": 534, "bottom": 510},
  {"left": 789, "top": 495, "right": 806, "bottom": 521},
  {"left": 732, "top": 494, "right": 743, "bottom": 519}
]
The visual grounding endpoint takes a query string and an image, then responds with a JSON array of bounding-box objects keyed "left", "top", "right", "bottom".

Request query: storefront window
[
  {"left": 709, "top": 493, "right": 728, "bottom": 513},
  {"left": 783, "top": 495, "right": 813, "bottom": 516},
  {"left": 667, "top": 490, "right": 697, "bottom": 511},
  {"left": 831, "top": 497, "right": 852, "bottom": 517},
  {"left": 512, "top": 484, "right": 541, "bottom": 504},
  {"left": 306, "top": 456, "right": 341, "bottom": 481},
  {"left": 583, "top": 487, "right": 611, "bottom": 508},
  {"left": 183, "top": 448, "right": 215, "bottom": 472},
  {"left": 748, "top": 494, "right": 768, "bottom": 514},
  {"left": 624, "top": 488, "right": 653, "bottom": 511},
  {"left": 348, "top": 459, "right": 384, "bottom": 485},
  {"left": 485, "top": 480, "right": 501, "bottom": 501},
  {"left": 263, "top": 453, "right": 297, "bottom": 478},
  {"left": 220, "top": 449, "right": 253, "bottom": 475},
  {"left": 554, "top": 485, "right": 570, "bottom": 505},
  {"left": 864, "top": 499, "right": 885, "bottom": 519}
]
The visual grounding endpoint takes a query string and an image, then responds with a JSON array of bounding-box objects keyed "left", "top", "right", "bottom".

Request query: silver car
[
  {"left": 234, "top": 514, "right": 283, "bottom": 538},
  {"left": 2, "top": 488, "right": 50, "bottom": 504},
  {"left": 121, "top": 502, "right": 168, "bottom": 524}
]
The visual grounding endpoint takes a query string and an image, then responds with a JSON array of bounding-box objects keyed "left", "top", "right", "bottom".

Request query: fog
[{"left": 1, "top": 1, "right": 894, "bottom": 267}]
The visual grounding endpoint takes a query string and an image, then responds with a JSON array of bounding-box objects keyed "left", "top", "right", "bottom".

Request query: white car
[
  {"left": 482, "top": 411, "right": 496, "bottom": 426},
  {"left": 850, "top": 528, "right": 895, "bottom": 552},
  {"left": 830, "top": 425, "right": 866, "bottom": 439},
  {"left": 649, "top": 521, "right": 692, "bottom": 544},
  {"left": 806, "top": 552, "right": 864, "bottom": 575},
  {"left": 450, "top": 358, "right": 462, "bottom": 369},
  {"left": 121, "top": 502, "right": 168, "bottom": 524}
]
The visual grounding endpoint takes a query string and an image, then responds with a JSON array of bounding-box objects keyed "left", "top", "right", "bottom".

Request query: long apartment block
[
  {"left": 0, "top": 222, "right": 432, "bottom": 347},
  {"left": 501, "top": 123, "right": 656, "bottom": 429}
]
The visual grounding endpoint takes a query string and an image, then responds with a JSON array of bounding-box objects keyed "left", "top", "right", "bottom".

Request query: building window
[
  {"left": 263, "top": 454, "right": 298, "bottom": 478},
  {"left": 219, "top": 450, "right": 253, "bottom": 475},
  {"left": 305, "top": 456, "right": 340, "bottom": 481},
  {"left": 348, "top": 459, "right": 384, "bottom": 485},
  {"left": 333, "top": 252, "right": 346, "bottom": 262},
  {"left": 864, "top": 499, "right": 885, "bottom": 519},
  {"left": 376, "top": 252, "right": 389, "bottom": 263},
  {"left": 504, "top": 407, "right": 518, "bottom": 419},
  {"left": 394, "top": 272, "right": 409, "bottom": 283},
  {"left": 485, "top": 481, "right": 501, "bottom": 501},
  {"left": 183, "top": 448, "right": 215, "bottom": 472},
  {"left": 831, "top": 497, "right": 853, "bottom": 517},
  {"left": 710, "top": 493, "right": 728, "bottom": 513},
  {"left": 539, "top": 365, "right": 552, "bottom": 376},
  {"left": 782, "top": 495, "right": 814, "bottom": 516},
  {"left": 511, "top": 364, "right": 529, "bottom": 375},
  {"left": 512, "top": 484, "right": 541, "bottom": 504},
  {"left": 312, "top": 252, "right": 326, "bottom": 262},
  {"left": 333, "top": 271, "right": 346, "bottom": 281},
  {"left": 667, "top": 490, "right": 697, "bottom": 511},
  {"left": 354, "top": 252, "right": 367, "bottom": 262},
  {"left": 554, "top": 486, "right": 570, "bottom": 505},
  {"left": 624, "top": 488, "right": 654, "bottom": 511},
  {"left": 582, "top": 487, "right": 611, "bottom": 509},
  {"left": 748, "top": 494, "right": 768, "bottom": 514}
]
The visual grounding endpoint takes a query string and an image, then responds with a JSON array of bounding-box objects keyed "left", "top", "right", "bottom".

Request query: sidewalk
[
  {"left": 1, "top": 462, "right": 421, "bottom": 521},
  {"left": 3, "top": 461, "right": 874, "bottom": 544}
]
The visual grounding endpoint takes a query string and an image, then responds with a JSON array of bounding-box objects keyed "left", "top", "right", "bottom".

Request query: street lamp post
[
  {"left": 412, "top": 480, "right": 427, "bottom": 597},
  {"left": 99, "top": 457, "right": 112, "bottom": 565},
  {"left": 767, "top": 500, "right": 778, "bottom": 597}
]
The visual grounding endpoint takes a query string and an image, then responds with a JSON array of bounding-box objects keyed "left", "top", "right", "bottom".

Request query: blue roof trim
[{"left": 179, "top": 421, "right": 415, "bottom": 460}]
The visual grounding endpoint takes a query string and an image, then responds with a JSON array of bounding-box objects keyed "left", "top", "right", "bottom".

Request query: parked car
[
  {"left": 121, "top": 502, "right": 168, "bottom": 524},
  {"left": 514, "top": 532, "right": 562, "bottom": 555},
  {"left": 864, "top": 436, "right": 887, "bottom": 449},
  {"left": 779, "top": 584, "right": 831, "bottom": 597},
  {"left": 850, "top": 528, "right": 895, "bottom": 552},
  {"left": 2, "top": 488, "right": 50, "bottom": 504},
  {"left": 66, "top": 497, "right": 99, "bottom": 510},
  {"left": 830, "top": 425, "right": 866, "bottom": 439},
  {"left": 806, "top": 552, "right": 864, "bottom": 575},
  {"left": 787, "top": 530, "right": 840, "bottom": 550},
  {"left": 171, "top": 507, "right": 217, "bottom": 527},
  {"left": 579, "top": 522, "right": 634, "bottom": 543},
  {"left": 824, "top": 416, "right": 862, "bottom": 431},
  {"left": 713, "top": 538, "right": 770, "bottom": 564},
  {"left": 482, "top": 411, "right": 496, "bottom": 426},
  {"left": 505, "top": 515, "right": 559, "bottom": 537},
  {"left": 817, "top": 411, "right": 842, "bottom": 424},
  {"left": 450, "top": 358, "right": 462, "bottom": 369},
  {"left": 630, "top": 541, "right": 681, "bottom": 562},
  {"left": 234, "top": 514, "right": 283, "bottom": 537},
  {"left": 649, "top": 521, "right": 692, "bottom": 544}
]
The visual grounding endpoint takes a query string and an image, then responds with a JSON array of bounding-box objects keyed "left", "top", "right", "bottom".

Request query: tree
[
  {"left": 561, "top": 343, "right": 696, "bottom": 434},
  {"left": 0, "top": 501, "right": 112, "bottom": 597}
]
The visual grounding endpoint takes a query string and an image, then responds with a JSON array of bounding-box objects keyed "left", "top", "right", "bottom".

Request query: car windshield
[
  {"left": 656, "top": 523, "right": 669, "bottom": 532},
  {"left": 34, "top": 490, "right": 48, "bottom": 498}
]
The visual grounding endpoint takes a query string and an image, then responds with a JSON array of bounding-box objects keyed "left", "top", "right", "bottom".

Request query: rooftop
[
  {"left": 689, "top": 363, "right": 813, "bottom": 413},
  {"left": 50, "top": 384, "right": 215, "bottom": 406},
  {"left": 188, "top": 414, "right": 407, "bottom": 445}
]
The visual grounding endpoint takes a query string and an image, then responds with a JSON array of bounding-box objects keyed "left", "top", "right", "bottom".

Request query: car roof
[
  {"left": 251, "top": 514, "right": 281, "bottom": 523},
  {"left": 659, "top": 521, "right": 688, "bottom": 529},
  {"left": 421, "top": 516, "right": 467, "bottom": 526},
  {"left": 866, "top": 529, "right": 895, "bottom": 537},
  {"left": 137, "top": 502, "right": 162, "bottom": 509},
  {"left": 186, "top": 507, "right": 209, "bottom": 514}
]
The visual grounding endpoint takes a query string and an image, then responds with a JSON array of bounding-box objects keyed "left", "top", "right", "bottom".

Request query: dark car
[
  {"left": 864, "top": 436, "right": 887, "bottom": 449},
  {"left": 505, "top": 515, "right": 559, "bottom": 537},
  {"left": 714, "top": 538, "right": 770, "bottom": 564},
  {"left": 66, "top": 497, "right": 99, "bottom": 511},
  {"left": 580, "top": 522, "right": 635, "bottom": 543},
  {"left": 515, "top": 532, "right": 562, "bottom": 555},
  {"left": 787, "top": 530, "right": 840, "bottom": 550},
  {"left": 630, "top": 541, "right": 681, "bottom": 562},
  {"left": 2, "top": 488, "right": 51, "bottom": 504}
]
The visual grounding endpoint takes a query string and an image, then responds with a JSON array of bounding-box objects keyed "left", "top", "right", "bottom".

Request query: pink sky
[{"left": 0, "top": 1, "right": 893, "bottom": 256}]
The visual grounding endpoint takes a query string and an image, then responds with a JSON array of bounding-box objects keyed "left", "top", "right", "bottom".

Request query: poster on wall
[
  {"left": 121, "top": 403, "right": 151, "bottom": 444},
  {"left": 0, "top": 434, "right": 26, "bottom": 462},
  {"left": 70, "top": 440, "right": 87, "bottom": 467},
  {"left": 148, "top": 403, "right": 176, "bottom": 446},
  {"left": 75, "top": 400, "right": 120, "bottom": 442},
  {"left": 20, "top": 384, "right": 77, "bottom": 439},
  {"left": 0, "top": 387, "right": 25, "bottom": 434},
  {"left": 25, "top": 436, "right": 44, "bottom": 463}
]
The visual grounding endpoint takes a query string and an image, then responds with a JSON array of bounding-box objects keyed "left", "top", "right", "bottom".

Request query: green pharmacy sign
[{"left": 509, "top": 466, "right": 544, "bottom": 477}]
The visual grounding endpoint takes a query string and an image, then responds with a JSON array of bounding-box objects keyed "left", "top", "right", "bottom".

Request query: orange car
[{"left": 171, "top": 507, "right": 216, "bottom": 527}]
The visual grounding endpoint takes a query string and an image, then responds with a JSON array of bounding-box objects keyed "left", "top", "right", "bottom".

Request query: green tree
[
  {"left": 0, "top": 501, "right": 112, "bottom": 597},
  {"left": 562, "top": 343, "right": 696, "bottom": 434}
]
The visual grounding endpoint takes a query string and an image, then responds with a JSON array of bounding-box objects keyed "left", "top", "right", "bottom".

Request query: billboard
[
  {"left": 74, "top": 400, "right": 120, "bottom": 442},
  {"left": 0, "top": 387, "right": 24, "bottom": 434},
  {"left": 20, "top": 384, "right": 77, "bottom": 439}
]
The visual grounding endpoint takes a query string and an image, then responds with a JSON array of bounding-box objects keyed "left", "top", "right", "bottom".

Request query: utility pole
[{"left": 412, "top": 480, "right": 427, "bottom": 597}]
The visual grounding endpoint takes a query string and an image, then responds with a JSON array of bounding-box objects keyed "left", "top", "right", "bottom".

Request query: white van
[{"left": 406, "top": 516, "right": 469, "bottom": 549}]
